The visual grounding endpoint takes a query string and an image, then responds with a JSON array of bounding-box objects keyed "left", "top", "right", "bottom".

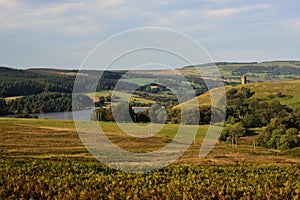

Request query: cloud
[
  {"left": 0, "top": 0, "right": 140, "bottom": 35},
  {"left": 290, "top": 18, "right": 300, "bottom": 32},
  {"left": 0, "top": 0, "right": 18, "bottom": 8},
  {"left": 205, "top": 8, "right": 239, "bottom": 17},
  {"left": 204, "top": 4, "right": 272, "bottom": 18},
  {"left": 0, "top": 0, "right": 298, "bottom": 68},
  {"left": 0, "top": 1, "right": 83, "bottom": 32}
]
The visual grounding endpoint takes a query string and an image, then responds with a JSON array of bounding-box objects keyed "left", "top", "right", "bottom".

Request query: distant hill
[
  {"left": 26, "top": 68, "right": 77, "bottom": 76},
  {"left": 182, "top": 60, "right": 300, "bottom": 82},
  {"left": 183, "top": 60, "right": 300, "bottom": 69}
]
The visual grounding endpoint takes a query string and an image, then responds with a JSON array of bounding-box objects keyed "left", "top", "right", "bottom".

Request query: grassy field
[
  {"left": 1, "top": 118, "right": 299, "bottom": 165},
  {"left": 86, "top": 91, "right": 112, "bottom": 97},
  {"left": 86, "top": 91, "right": 156, "bottom": 104},
  {"left": 1, "top": 118, "right": 300, "bottom": 199},
  {"left": 242, "top": 79, "right": 300, "bottom": 106}
]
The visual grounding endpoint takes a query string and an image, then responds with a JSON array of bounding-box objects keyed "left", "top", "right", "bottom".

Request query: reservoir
[{"left": 0, "top": 107, "right": 149, "bottom": 120}]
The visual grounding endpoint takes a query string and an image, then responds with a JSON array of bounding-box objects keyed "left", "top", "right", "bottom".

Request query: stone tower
[{"left": 241, "top": 75, "right": 247, "bottom": 84}]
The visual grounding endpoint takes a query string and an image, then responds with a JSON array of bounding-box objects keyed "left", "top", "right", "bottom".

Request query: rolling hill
[{"left": 174, "top": 78, "right": 300, "bottom": 109}]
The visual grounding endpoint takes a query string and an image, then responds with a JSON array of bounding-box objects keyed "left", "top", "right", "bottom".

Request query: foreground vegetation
[
  {"left": 1, "top": 118, "right": 300, "bottom": 199},
  {"left": 1, "top": 157, "right": 300, "bottom": 199}
]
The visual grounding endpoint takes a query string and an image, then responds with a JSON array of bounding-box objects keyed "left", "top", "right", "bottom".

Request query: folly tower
[{"left": 241, "top": 75, "right": 247, "bottom": 84}]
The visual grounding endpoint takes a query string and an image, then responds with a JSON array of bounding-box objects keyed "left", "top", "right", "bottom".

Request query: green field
[
  {"left": 122, "top": 78, "right": 158, "bottom": 86},
  {"left": 86, "top": 91, "right": 156, "bottom": 104},
  {"left": 1, "top": 118, "right": 300, "bottom": 199},
  {"left": 86, "top": 91, "right": 112, "bottom": 97},
  {"left": 4, "top": 96, "right": 24, "bottom": 102}
]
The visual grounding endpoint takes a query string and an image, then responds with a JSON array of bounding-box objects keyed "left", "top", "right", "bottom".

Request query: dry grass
[{"left": 0, "top": 118, "right": 299, "bottom": 166}]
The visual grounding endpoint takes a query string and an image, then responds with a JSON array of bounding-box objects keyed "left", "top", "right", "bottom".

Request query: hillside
[
  {"left": 174, "top": 78, "right": 300, "bottom": 109},
  {"left": 0, "top": 66, "right": 75, "bottom": 97}
]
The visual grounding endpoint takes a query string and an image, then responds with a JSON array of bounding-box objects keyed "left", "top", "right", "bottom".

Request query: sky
[{"left": 0, "top": 0, "right": 300, "bottom": 69}]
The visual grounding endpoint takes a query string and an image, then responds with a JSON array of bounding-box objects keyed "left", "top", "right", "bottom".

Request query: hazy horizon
[{"left": 2, "top": 59, "right": 300, "bottom": 71}]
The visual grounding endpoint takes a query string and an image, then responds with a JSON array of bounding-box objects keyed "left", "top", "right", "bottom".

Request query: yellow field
[{"left": 4, "top": 96, "right": 24, "bottom": 102}]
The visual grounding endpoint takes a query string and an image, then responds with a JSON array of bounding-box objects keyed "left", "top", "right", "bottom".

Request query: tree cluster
[
  {"left": 220, "top": 87, "right": 300, "bottom": 150},
  {"left": 1, "top": 92, "right": 93, "bottom": 117},
  {"left": 257, "top": 108, "right": 300, "bottom": 150}
]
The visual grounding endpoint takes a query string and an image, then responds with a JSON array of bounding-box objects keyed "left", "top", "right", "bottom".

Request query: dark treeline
[
  {"left": 91, "top": 102, "right": 141, "bottom": 122},
  {"left": 0, "top": 93, "right": 93, "bottom": 117},
  {"left": 0, "top": 67, "right": 131, "bottom": 97},
  {"left": 92, "top": 103, "right": 214, "bottom": 125},
  {"left": 0, "top": 67, "right": 131, "bottom": 116},
  {"left": 216, "top": 62, "right": 258, "bottom": 65},
  {"left": 232, "top": 65, "right": 300, "bottom": 76}
]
